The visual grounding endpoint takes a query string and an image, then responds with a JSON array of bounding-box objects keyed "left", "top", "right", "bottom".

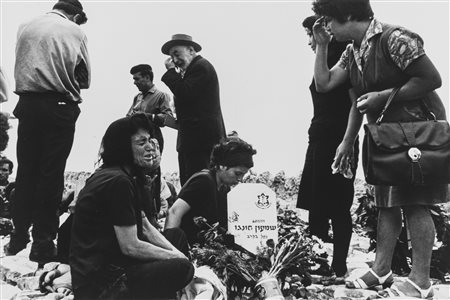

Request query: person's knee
[
  {"left": 176, "top": 258, "right": 194, "bottom": 286},
  {"left": 402, "top": 205, "right": 435, "bottom": 234},
  {"left": 402, "top": 204, "right": 430, "bottom": 216},
  {"left": 378, "top": 206, "right": 402, "bottom": 218}
]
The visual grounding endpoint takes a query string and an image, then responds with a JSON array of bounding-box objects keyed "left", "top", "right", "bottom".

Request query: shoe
[
  {"left": 379, "top": 278, "right": 434, "bottom": 299},
  {"left": 29, "top": 242, "right": 57, "bottom": 265},
  {"left": 3, "top": 236, "right": 29, "bottom": 256},
  {"left": 346, "top": 269, "right": 393, "bottom": 289},
  {"left": 310, "top": 262, "right": 333, "bottom": 276},
  {"left": 331, "top": 264, "right": 348, "bottom": 278}
]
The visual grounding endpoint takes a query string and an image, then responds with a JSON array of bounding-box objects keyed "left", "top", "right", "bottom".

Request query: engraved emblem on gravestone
[
  {"left": 255, "top": 193, "right": 271, "bottom": 209},
  {"left": 228, "top": 183, "right": 278, "bottom": 254}
]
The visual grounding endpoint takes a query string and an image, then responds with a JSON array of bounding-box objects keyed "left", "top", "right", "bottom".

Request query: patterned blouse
[{"left": 338, "top": 18, "right": 425, "bottom": 72}]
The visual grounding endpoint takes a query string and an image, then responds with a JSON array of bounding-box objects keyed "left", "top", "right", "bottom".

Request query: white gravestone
[{"left": 227, "top": 183, "right": 278, "bottom": 254}]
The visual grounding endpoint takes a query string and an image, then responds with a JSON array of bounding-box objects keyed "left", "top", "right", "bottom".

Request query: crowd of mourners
[{"left": 0, "top": 0, "right": 448, "bottom": 299}]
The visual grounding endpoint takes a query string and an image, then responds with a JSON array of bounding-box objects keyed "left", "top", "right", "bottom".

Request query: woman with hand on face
[
  {"left": 70, "top": 113, "right": 193, "bottom": 300},
  {"left": 311, "top": 0, "right": 448, "bottom": 298},
  {"left": 297, "top": 15, "right": 357, "bottom": 278},
  {"left": 165, "top": 137, "right": 256, "bottom": 246}
]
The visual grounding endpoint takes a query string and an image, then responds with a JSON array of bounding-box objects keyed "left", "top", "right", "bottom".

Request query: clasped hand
[{"left": 356, "top": 91, "right": 386, "bottom": 114}]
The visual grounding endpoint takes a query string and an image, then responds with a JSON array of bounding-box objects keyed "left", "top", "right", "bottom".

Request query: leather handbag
[{"left": 362, "top": 87, "right": 450, "bottom": 186}]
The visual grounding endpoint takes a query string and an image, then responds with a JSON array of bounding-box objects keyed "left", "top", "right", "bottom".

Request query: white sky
[{"left": 1, "top": 0, "right": 449, "bottom": 178}]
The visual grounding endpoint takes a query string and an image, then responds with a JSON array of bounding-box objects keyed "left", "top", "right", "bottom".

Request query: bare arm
[
  {"left": 164, "top": 198, "right": 191, "bottom": 230},
  {"left": 333, "top": 89, "right": 364, "bottom": 173},
  {"left": 141, "top": 214, "right": 173, "bottom": 250},
  {"left": 312, "top": 18, "right": 348, "bottom": 92},
  {"left": 114, "top": 224, "right": 186, "bottom": 261}
]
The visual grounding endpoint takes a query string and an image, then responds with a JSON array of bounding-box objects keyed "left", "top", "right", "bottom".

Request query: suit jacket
[{"left": 162, "top": 55, "right": 226, "bottom": 152}]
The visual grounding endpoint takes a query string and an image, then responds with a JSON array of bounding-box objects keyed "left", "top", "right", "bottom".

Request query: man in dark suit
[{"left": 161, "top": 34, "right": 226, "bottom": 186}]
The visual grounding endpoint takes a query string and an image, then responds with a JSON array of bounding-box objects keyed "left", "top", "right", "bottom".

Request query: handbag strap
[
  {"left": 376, "top": 87, "right": 438, "bottom": 125},
  {"left": 419, "top": 99, "right": 438, "bottom": 121},
  {"left": 376, "top": 87, "right": 401, "bottom": 125}
]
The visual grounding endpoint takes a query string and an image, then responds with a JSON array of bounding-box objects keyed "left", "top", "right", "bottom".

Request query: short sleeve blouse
[{"left": 338, "top": 26, "right": 425, "bottom": 71}]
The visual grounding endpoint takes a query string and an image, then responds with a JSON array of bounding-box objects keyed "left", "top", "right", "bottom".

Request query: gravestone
[{"left": 227, "top": 183, "right": 278, "bottom": 254}]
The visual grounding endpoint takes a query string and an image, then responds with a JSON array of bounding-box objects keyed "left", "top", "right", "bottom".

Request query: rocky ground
[
  {"left": 0, "top": 172, "right": 449, "bottom": 299},
  {"left": 1, "top": 211, "right": 449, "bottom": 299}
]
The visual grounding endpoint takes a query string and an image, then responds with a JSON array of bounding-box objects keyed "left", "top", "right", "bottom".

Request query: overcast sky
[{"left": 1, "top": 0, "right": 449, "bottom": 178}]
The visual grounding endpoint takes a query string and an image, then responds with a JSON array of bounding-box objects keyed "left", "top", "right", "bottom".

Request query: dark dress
[
  {"left": 176, "top": 169, "right": 228, "bottom": 245},
  {"left": 70, "top": 166, "right": 193, "bottom": 299},
  {"left": 296, "top": 40, "right": 358, "bottom": 276}
]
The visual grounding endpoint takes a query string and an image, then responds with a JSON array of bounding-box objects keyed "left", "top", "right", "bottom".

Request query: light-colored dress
[{"left": 338, "top": 19, "right": 449, "bottom": 207}]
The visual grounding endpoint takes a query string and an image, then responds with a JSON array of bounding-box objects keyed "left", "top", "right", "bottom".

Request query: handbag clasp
[{"left": 408, "top": 147, "right": 422, "bottom": 162}]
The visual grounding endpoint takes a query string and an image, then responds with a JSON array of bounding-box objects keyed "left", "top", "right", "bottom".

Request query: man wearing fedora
[
  {"left": 5, "top": 0, "right": 90, "bottom": 265},
  {"left": 161, "top": 34, "right": 226, "bottom": 186}
]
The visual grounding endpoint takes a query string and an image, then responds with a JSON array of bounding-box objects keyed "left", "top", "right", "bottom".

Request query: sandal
[
  {"left": 38, "top": 270, "right": 52, "bottom": 293},
  {"left": 346, "top": 269, "right": 393, "bottom": 289},
  {"left": 379, "top": 278, "right": 433, "bottom": 299},
  {"left": 52, "top": 279, "right": 73, "bottom": 296}
]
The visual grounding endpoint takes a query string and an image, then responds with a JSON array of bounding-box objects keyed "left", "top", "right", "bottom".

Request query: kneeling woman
[
  {"left": 165, "top": 137, "right": 256, "bottom": 245},
  {"left": 70, "top": 114, "right": 194, "bottom": 299}
]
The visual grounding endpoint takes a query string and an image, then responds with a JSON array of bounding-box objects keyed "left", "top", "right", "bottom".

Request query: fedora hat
[{"left": 161, "top": 34, "right": 202, "bottom": 55}]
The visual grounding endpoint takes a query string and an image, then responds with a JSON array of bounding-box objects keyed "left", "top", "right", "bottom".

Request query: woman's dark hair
[
  {"left": 312, "top": 0, "right": 374, "bottom": 23},
  {"left": 100, "top": 113, "right": 152, "bottom": 168},
  {"left": 210, "top": 137, "right": 257, "bottom": 169},
  {"left": 302, "top": 15, "right": 319, "bottom": 32}
]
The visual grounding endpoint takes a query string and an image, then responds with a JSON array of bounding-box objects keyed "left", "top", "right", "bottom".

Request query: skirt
[
  {"left": 297, "top": 138, "right": 358, "bottom": 214},
  {"left": 375, "top": 184, "right": 450, "bottom": 208}
]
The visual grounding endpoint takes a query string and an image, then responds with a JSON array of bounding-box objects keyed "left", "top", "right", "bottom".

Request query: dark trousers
[
  {"left": 11, "top": 94, "right": 80, "bottom": 261},
  {"left": 126, "top": 228, "right": 193, "bottom": 299},
  {"left": 178, "top": 149, "right": 211, "bottom": 186},
  {"left": 126, "top": 257, "right": 193, "bottom": 300},
  {"left": 74, "top": 228, "right": 194, "bottom": 300}
]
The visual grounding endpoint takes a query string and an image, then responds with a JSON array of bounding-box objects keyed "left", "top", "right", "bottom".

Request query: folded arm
[
  {"left": 114, "top": 223, "right": 185, "bottom": 261},
  {"left": 356, "top": 54, "right": 442, "bottom": 114}
]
